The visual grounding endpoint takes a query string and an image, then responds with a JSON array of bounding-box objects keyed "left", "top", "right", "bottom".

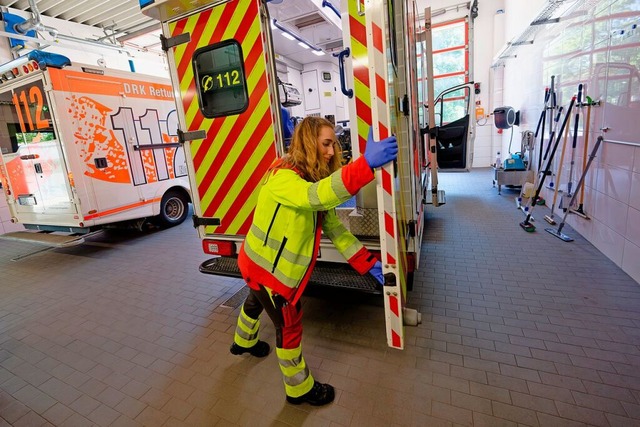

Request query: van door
[
  {"left": 0, "top": 78, "right": 75, "bottom": 216},
  {"left": 163, "top": 0, "right": 280, "bottom": 239}
]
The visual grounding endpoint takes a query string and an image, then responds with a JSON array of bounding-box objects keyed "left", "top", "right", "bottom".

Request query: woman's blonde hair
[{"left": 280, "top": 116, "right": 342, "bottom": 182}]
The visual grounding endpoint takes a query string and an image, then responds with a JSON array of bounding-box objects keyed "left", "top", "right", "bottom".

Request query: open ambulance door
[
  {"left": 402, "top": 0, "right": 427, "bottom": 273},
  {"left": 431, "top": 83, "right": 474, "bottom": 170},
  {"left": 158, "top": 0, "right": 282, "bottom": 251},
  {"left": 343, "top": 0, "right": 422, "bottom": 349},
  {"left": 0, "top": 75, "right": 76, "bottom": 219},
  {"left": 422, "top": 7, "right": 446, "bottom": 206}
]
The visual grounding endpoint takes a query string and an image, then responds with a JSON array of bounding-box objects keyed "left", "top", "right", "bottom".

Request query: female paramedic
[{"left": 230, "top": 116, "right": 398, "bottom": 406}]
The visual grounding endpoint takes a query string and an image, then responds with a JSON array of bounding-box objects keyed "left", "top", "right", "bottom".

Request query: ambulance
[
  {"left": 0, "top": 51, "right": 191, "bottom": 244},
  {"left": 140, "top": 0, "right": 453, "bottom": 349}
]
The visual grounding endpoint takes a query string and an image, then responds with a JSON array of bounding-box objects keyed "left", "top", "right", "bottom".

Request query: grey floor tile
[{"left": 0, "top": 169, "right": 638, "bottom": 426}]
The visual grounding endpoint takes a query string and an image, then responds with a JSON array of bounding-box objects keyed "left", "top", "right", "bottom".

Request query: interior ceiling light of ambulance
[{"left": 272, "top": 19, "right": 325, "bottom": 55}]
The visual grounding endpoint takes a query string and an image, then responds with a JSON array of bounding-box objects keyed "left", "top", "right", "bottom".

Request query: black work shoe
[
  {"left": 286, "top": 381, "right": 335, "bottom": 406},
  {"left": 229, "top": 341, "right": 270, "bottom": 357}
]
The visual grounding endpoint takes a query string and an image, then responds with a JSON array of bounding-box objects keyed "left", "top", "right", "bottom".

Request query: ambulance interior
[
  {"left": 264, "top": 0, "right": 473, "bottom": 170},
  {"left": 266, "top": 1, "right": 350, "bottom": 152},
  {"left": 266, "top": 0, "right": 395, "bottom": 251}
]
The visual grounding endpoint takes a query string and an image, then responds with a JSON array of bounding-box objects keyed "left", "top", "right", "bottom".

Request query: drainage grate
[{"left": 220, "top": 286, "right": 250, "bottom": 309}]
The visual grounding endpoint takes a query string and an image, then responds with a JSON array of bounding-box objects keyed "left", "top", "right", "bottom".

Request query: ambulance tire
[{"left": 156, "top": 190, "right": 189, "bottom": 228}]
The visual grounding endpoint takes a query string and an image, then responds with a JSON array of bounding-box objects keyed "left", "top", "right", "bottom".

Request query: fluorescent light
[{"left": 272, "top": 19, "right": 325, "bottom": 54}]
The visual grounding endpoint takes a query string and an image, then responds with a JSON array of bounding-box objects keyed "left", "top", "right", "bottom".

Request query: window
[
  {"left": 0, "top": 79, "right": 56, "bottom": 155},
  {"left": 192, "top": 40, "right": 249, "bottom": 118},
  {"left": 418, "top": 17, "right": 469, "bottom": 125}
]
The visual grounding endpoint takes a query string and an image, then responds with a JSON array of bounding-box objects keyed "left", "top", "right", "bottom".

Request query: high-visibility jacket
[{"left": 238, "top": 155, "right": 378, "bottom": 304}]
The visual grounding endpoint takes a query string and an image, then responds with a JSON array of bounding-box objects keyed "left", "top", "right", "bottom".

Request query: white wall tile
[
  {"left": 630, "top": 171, "right": 640, "bottom": 211},
  {"left": 593, "top": 191, "right": 628, "bottom": 236},
  {"left": 601, "top": 141, "right": 636, "bottom": 170},
  {"left": 0, "top": 193, "right": 23, "bottom": 233},
  {"left": 567, "top": 210, "right": 595, "bottom": 241},
  {"left": 627, "top": 206, "right": 640, "bottom": 248},
  {"left": 595, "top": 165, "right": 633, "bottom": 204},
  {"left": 494, "top": 0, "right": 639, "bottom": 283},
  {"left": 622, "top": 240, "right": 640, "bottom": 285},
  {"left": 1, "top": 220, "right": 24, "bottom": 234},
  {"left": 591, "top": 218, "right": 625, "bottom": 266}
]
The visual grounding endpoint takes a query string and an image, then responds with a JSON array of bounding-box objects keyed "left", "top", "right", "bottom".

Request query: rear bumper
[{"left": 199, "top": 256, "right": 381, "bottom": 294}]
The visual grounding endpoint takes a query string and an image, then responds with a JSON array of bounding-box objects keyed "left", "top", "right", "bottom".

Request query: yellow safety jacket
[{"left": 238, "top": 156, "right": 378, "bottom": 304}]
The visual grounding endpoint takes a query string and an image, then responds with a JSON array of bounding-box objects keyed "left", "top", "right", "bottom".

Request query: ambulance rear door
[
  {"left": 0, "top": 73, "right": 76, "bottom": 220},
  {"left": 161, "top": 0, "right": 281, "bottom": 245},
  {"left": 342, "top": 0, "right": 412, "bottom": 349}
]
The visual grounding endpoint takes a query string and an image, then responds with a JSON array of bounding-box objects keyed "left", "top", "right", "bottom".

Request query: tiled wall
[
  {"left": 0, "top": 194, "right": 23, "bottom": 234},
  {"left": 497, "top": 0, "right": 640, "bottom": 284}
]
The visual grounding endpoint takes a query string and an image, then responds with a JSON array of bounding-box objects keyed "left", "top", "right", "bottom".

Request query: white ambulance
[
  {"left": 140, "top": 0, "right": 465, "bottom": 349},
  {"left": 0, "top": 51, "right": 191, "bottom": 244}
]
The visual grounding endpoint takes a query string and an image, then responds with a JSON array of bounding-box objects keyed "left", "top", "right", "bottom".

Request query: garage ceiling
[
  {"left": 0, "top": 0, "right": 343, "bottom": 64},
  {"left": 0, "top": 0, "right": 157, "bottom": 37}
]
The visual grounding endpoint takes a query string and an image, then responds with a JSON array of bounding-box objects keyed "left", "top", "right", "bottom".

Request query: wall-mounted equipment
[
  {"left": 278, "top": 81, "right": 302, "bottom": 107},
  {"left": 493, "top": 106, "right": 520, "bottom": 129}
]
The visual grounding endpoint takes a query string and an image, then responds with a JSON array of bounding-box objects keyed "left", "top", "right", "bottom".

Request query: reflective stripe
[
  {"left": 234, "top": 305, "right": 260, "bottom": 348},
  {"left": 276, "top": 347, "right": 314, "bottom": 397},
  {"left": 339, "top": 241, "right": 361, "bottom": 260},
  {"left": 277, "top": 353, "right": 303, "bottom": 368},
  {"left": 323, "top": 221, "right": 349, "bottom": 241},
  {"left": 283, "top": 366, "right": 311, "bottom": 387},
  {"left": 331, "top": 173, "right": 352, "bottom": 200},
  {"left": 307, "top": 182, "right": 323, "bottom": 209},
  {"left": 307, "top": 168, "right": 351, "bottom": 210},
  {"left": 322, "top": 212, "right": 362, "bottom": 259},
  {"left": 243, "top": 238, "right": 301, "bottom": 289},
  {"left": 249, "top": 225, "right": 314, "bottom": 267},
  {"left": 239, "top": 308, "right": 257, "bottom": 329}
]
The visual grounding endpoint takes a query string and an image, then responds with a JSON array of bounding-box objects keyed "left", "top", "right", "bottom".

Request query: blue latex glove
[
  {"left": 369, "top": 261, "right": 384, "bottom": 285},
  {"left": 363, "top": 127, "right": 398, "bottom": 168}
]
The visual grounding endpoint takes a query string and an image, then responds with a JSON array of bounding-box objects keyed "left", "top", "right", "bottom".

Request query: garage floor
[{"left": 1, "top": 168, "right": 639, "bottom": 427}]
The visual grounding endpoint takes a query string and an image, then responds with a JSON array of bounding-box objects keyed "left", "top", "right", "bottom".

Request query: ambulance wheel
[{"left": 157, "top": 190, "right": 189, "bottom": 227}]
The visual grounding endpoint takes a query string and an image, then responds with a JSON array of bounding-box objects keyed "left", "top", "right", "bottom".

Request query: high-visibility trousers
[{"left": 233, "top": 285, "right": 314, "bottom": 398}]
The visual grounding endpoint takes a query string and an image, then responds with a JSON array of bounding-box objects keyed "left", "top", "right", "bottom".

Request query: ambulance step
[
  {"left": 438, "top": 190, "right": 446, "bottom": 205},
  {"left": 199, "top": 257, "right": 381, "bottom": 294},
  {"left": 426, "top": 190, "right": 446, "bottom": 206},
  {"left": 0, "top": 231, "right": 87, "bottom": 247}
]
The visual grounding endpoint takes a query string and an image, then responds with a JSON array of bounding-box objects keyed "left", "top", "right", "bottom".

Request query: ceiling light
[
  {"left": 272, "top": 19, "right": 325, "bottom": 54},
  {"left": 298, "top": 42, "right": 310, "bottom": 49}
]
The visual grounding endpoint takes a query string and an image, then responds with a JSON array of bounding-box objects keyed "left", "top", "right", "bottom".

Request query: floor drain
[{"left": 220, "top": 286, "right": 249, "bottom": 308}]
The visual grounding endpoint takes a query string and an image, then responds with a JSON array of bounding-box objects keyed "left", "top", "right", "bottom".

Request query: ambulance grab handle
[
  {"left": 333, "top": 48, "right": 353, "bottom": 99},
  {"left": 321, "top": 0, "right": 340, "bottom": 18}
]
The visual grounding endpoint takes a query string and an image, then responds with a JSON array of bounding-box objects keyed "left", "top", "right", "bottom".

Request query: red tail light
[{"left": 202, "top": 240, "right": 236, "bottom": 256}]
